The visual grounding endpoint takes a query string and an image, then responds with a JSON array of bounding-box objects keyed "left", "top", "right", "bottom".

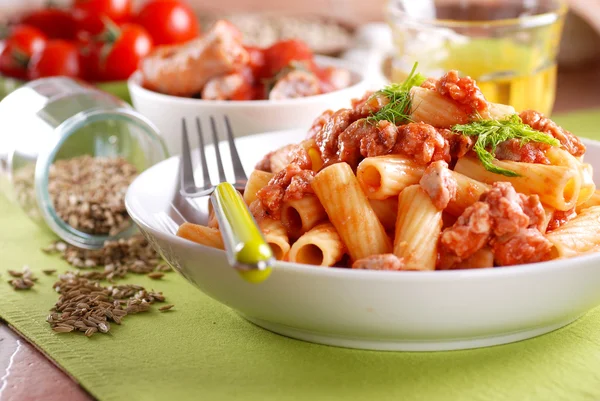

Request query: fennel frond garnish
[
  {"left": 367, "top": 62, "right": 426, "bottom": 125},
  {"left": 452, "top": 114, "right": 560, "bottom": 177}
]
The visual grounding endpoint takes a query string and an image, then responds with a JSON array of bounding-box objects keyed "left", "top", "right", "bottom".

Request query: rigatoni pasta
[
  {"left": 356, "top": 155, "right": 425, "bottom": 200},
  {"left": 312, "top": 162, "right": 392, "bottom": 261},
  {"left": 454, "top": 156, "right": 580, "bottom": 211},
  {"left": 177, "top": 223, "right": 224, "bottom": 250},
  {"left": 546, "top": 206, "right": 600, "bottom": 258},
  {"left": 369, "top": 198, "right": 398, "bottom": 232},
  {"left": 244, "top": 170, "right": 274, "bottom": 205},
  {"left": 258, "top": 218, "right": 290, "bottom": 261},
  {"left": 393, "top": 185, "right": 442, "bottom": 271},
  {"left": 287, "top": 223, "right": 345, "bottom": 266},
  {"left": 280, "top": 195, "right": 327, "bottom": 239}
]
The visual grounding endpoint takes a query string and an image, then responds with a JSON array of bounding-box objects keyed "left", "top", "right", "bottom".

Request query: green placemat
[{"left": 1, "top": 109, "right": 600, "bottom": 401}]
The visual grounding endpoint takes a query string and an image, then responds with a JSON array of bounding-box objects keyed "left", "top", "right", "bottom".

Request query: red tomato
[
  {"left": 0, "top": 44, "right": 28, "bottom": 79},
  {"left": 20, "top": 9, "right": 76, "bottom": 40},
  {"left": 73, "top": 0, "right": 133, "bottom": 35},
  {"left": 0, "top": 25, "right": 47, "bottom": 79},
  {"left": 77, "top": 34, "right": 102, "bottom": 82},
  {"left": 98, "top": 24, "right": 152, "bottom": 81},
  {"left": 28, "top": 40, "right": 80, "bottom": 80},
  {"left": 244, "top": 46, "right": 267, "bottom": 80},
  {"left": 263, "top": 39, "right": 314, "bottom": 77},
  {"left": 136, "top": 0, "right": 200, "bottom": 45},
  {"left": 7, "top": 25, "right": 47, "bottom": 56}
]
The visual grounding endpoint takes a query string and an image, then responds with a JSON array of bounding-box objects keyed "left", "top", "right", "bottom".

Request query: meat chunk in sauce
[
  {"left": 419, "top": 161, "right": 458, "bottom": 210},
  {"left": 283, "top": 169, "right": 315, "bottom": 202},
  {"left": 315, "top": 108, "right": 355, "bottom": 166},
  {"left": 256, "top": 163, "right": 314, "bottom": 217},
  {"left": 352, "top": 254, "right": 405, "bottom": 271},
  {"left": 519, "top": 193, "right": 546, "bottom": 232},
  {"left": 307, "top": 110, "right": 334, "bottom": 139},
  {"left": 337, "top": 119, "right": 398, "bottom": 167},
  {"left": 351, "top": 92, "right": 389, "bottom": 118},
  {"left": 492, "top": 228, "right": 552, "bottom": 266},
  {"left": 141, "top": 21, "right": 249, "bottom": 97},
  {"left": 269, "top": 70, "right": 321, "bottom": 100},
  {"left": 439, "top": 129, "right": 474, "bottom": 160},
  {"left": 520, "top": 110, "right": 585, "bottom": 157},
  {"left": 481, "top": 182, "right": 546, "bottom": 236},
  {"left": 494, "top": 139, "right": 551, "bottom": 164},
  {"left": 436, "top": 70, "right": 488, "bottom": 115},
  {"left": 393, "top": 123, "right": 450, "bottom": 165},
  {"left": 481, "top": 182, "right": 530, "bottom": 236},
  {"left": 439, "top": 202, "right": 492, "bottom": 262}
]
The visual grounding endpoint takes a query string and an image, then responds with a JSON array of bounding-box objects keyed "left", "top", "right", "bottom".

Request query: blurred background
[{"left": 1, "top": 0, "right": 599, "bottom": 113}]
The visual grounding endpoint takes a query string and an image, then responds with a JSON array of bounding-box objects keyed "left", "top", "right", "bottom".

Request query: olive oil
[{"left": 389, "top": 2, "right": 565, "bottom": 115}]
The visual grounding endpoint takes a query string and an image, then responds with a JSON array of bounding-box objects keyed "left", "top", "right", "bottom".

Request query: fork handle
[{"left": 210, "top": 182, "right": 274, "bottom": 283}]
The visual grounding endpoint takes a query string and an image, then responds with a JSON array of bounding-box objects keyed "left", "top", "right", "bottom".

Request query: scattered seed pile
[
  {"left": 6, "top": 156, "right": 178, "bottom": 337},
  {"left": 42, "top": 234, "right": 170, "bottom": 281},
  {"left": 48, "top": 156, "right": 138, "bottom": 236},
  {"left": 48, "top": 272, "right": 169, "bottom": 337},
  {"left": 7, "top": 265, "right": 37, "bottom": 290}
]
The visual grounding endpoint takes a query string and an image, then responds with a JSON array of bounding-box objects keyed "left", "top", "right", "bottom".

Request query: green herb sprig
[
  {"left": 452, "top": 115, "right": 560, "bottom": 177},
  {"left": 367, "top": 63, "right": 426, "bottom": 125}
]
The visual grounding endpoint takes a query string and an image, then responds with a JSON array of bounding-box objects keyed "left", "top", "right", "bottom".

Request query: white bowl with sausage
[
  {"left": 128, "top": 55, "right": 368, "bottom": 156},
  {"left": 125, "top": 129, "right": 600, "bottom": 352}
]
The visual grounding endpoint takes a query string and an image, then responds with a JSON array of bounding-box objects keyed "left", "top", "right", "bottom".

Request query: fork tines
[{"left": 180, "top": 116, "right": 248, "bottom": 198}]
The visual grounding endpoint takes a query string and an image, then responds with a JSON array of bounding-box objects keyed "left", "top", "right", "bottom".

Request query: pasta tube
[
  {"left": 546, "top": 206, "right": 600, "bottom": 258},
  {"left": 287, "top": 223, "right": 345, "bottom": 266},
  {"left": 177, "top": 223, "right": 224, "bottom": 250},
  {"left": 369, "top": 198, "right": 398, "bottom": 232},
  {"left": 258, "top": 218, "right": 290, "bottom": 261},
  {"left": 454, "top": 156, "right": 580, "bottom": 211},
  {"left": 577, "top": 163, "right": 595, "bottom": 206},
  {"left": 577, "top": 189, "right": 600, "bottom": 213},
  {"left": 312, "top": 162, "right": 392, "bottom": 261},
  {"left": 356, "top": 155, "right": 425, "bottom": 200},
  {"left": 410, "top": 86, "right": 469, "bottom": 128},
  {"left": 393, "top": 185, "right": 442, "bottom": 271},
  {"left": 280, "top": 195, "right": 327, "bottom": 239},
  {"left": 243, "top": 170, "right": 274, "bottom": 205},
  {"left": 445, "top": 171, "right": 490, "bottom": 216}
]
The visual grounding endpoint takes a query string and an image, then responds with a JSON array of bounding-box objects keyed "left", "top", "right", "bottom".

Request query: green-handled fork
[{"left": 179, "top": 116, "right": 274, "bottom": 283}]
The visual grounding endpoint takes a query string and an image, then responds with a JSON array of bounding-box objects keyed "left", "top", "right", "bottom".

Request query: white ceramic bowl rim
[
  {"left": 126, "top": 136, "right": 600, "bottom": 283},
  {"left": 128, "top": 55, "right": 367, "bottom": 107}
]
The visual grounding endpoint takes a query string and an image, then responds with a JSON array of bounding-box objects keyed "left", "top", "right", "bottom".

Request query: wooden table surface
[{"left": 1, "top": 64, "right": 600, "bottom": 401}]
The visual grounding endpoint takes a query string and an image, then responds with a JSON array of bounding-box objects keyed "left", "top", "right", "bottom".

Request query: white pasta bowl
[
  {"left": 128, "top": 56, "right": 369, "bottom": 156},
  {"left": 125, "top": 129, "right": 600, "bottom": 351}
]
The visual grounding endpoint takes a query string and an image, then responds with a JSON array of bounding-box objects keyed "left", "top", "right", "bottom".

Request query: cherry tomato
[
  {"left": 244, "top": 46, "right": 267, "bottom": 81},
  {"left": 7, "top": 25, "right": 47, "bottom": 56},
  {"left": 263, "top": 39, "right": 314, "bottom": 77},
  {"left": 29, "top": 40, "right": 80, "bottom": 80},
  {"left": 73, "top": 0, "right": 133, "bottom": 35},
  {"left": 77, "top": 34, "right": 103, "bottom": 82},
  {"left": 20, "top": 9, "right": 76, "bottom": 40},
  {"left": 0, "top": 25, "right": 47, "bottom": 79},
  {"left": 0, "top": 44, "right": 28, "bottom": 79},
  {"left": 98, "top": 24, "right": 152, "bottom": 81},
  {"left": 136, "top": 0, "right": 200, "bottom": 45}
]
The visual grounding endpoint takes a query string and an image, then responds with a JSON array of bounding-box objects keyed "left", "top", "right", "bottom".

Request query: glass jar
[
  {"left": 387, "top": 0, "right": 567, "bottom": 115},
  {"left": 0, "top": 77, "right": 169, "bottom": 249}
]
